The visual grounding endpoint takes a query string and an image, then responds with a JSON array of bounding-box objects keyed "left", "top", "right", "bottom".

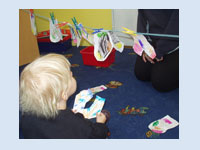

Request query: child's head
[{"left": 19, "top": 53, "right": 77, "bottom": 119}]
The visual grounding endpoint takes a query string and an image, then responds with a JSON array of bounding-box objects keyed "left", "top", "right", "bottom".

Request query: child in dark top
[{"left": 19, "top": 53, "right": 109, "bottom": 139}]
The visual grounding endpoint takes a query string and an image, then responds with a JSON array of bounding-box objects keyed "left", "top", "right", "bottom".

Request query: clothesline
[{"left": 22, "top": 9, "right": 179, "bottom": 38}]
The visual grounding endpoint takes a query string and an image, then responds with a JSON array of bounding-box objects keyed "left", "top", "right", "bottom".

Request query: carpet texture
[{"left": 19, "top": 46, "right": 179, "bottom": 139}]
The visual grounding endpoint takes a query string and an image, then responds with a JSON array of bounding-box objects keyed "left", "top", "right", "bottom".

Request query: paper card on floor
[
  {"left": 90, "top": 85, "right": 107, "bottom": 94},
  {"left": 148, "top": 115, "right": 179, "bottom": 134}
]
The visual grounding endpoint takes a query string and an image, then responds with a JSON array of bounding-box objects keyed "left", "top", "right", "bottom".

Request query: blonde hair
[{"left": 19, "top": 53, "right": 71, "bottom": 119}]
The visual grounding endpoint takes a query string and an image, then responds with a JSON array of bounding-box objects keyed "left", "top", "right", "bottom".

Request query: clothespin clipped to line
[
  {"left": 122, "top": 27, "right": 179, "bottom": 38},
  {"left": 71, "top": 17, "right": 82, "bottom": 38},
  {"left": 72, "top": 16, "right": 104, "bottom": 35},
  {"left": 71, "top": 17, "right": 79, "bottom": 27},
  {"left": 79, "top": 23, "right": 88, "bottom": 38},
  {"left": 122, "top": 27, "right": 144, "bottom": 47},
  {"left": 50, "top": 12, "right": 55, "bottom": 24},
  {"left": 92, "top": 28, "right": 104, "bottom": 34},
  {"left": 79, "top": 24, "right": 86, "bottom": 33},
  {"left": 122, "top": 27, "right": 137, "bottom": 36}
]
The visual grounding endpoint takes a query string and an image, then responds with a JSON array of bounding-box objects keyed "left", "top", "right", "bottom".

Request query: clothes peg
[
  {"left": 71, "top": 17, "right": 82, "bottom": 38},
  {"left": 50, "top": 12, "right": 55, "bottom": 24},
  {"left": 79, "top": 24, "right": 86, "bottom": 33},
  {"left": 122, "top": 27, "right": 137, "bottom": 36},
  {"left": 72, "top": 17, "right": 79, "bottom": 29},
  {"left": 71, "top": 17, "right": 76, "bottom": 25},
  {"left": 92, "top": 28, "right": 104, "bottom": 34},
  {"left": 73, "top": 17, "right": 78, "bottom": 25},
  {"left": 79, "top": 23, "right": 88, "bottom": 38}
]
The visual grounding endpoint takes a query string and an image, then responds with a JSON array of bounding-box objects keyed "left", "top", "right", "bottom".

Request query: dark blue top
[{"left": 20, "top": 109, "right": 109, "bottom": 139}]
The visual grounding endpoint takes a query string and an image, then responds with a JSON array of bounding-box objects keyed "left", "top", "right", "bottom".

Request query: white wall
[{"left": 112, "top": 9, "right": 138, "bottom": 46}]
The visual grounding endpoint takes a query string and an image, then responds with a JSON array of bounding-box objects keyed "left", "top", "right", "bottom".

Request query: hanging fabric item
[
  {"left": 85, "top": 34, "right": 94, "bottom": 45},
  {"left": 72, "top": 17, "right": 82, "bottom": 39},
  {"left": 122, "top": 27, "right": 156, "bottom": 59},
  {"left": 93, "top": 31, "right": 114, "bottom": 61},
  {"left": 132, "top": 36, "right": 144, "bottom": 56},
  {"left": 93, "top": 30, "right": 124, "bottom": 61},
  {"left": 29, "top": 9, "right": 37, "bottom": 35},
  {"left": 107, "top": 31, "right": 124, "bottom": 53},
  {"left": 71, "top": 17, "right": 82, "bottom": 47},
  {"left": 79, "top": 23, "right": 94, "bottom": 45},
  {"left": 67, "top": 23, "right": 81, "bottom": 47},
  {"left": 49, "top": 13, "right": 63, "bottom": 43},
  {"left": 132, "top": 34, "right": 156, "bottom": 59}
]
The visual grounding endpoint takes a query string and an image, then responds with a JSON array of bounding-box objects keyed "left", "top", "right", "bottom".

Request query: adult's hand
[
  {"left": 142, "top": 52, "right": 155, "bottom": 64},
  {"left": 155, "top": 57, "right": 164, "bottom": 62}
]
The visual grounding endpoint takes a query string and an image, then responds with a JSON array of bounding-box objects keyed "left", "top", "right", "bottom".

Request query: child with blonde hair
[{"left": 19, "top": 53, "right": 109, "bottom": 139}]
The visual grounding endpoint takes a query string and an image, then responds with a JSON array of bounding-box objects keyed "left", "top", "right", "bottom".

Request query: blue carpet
[{"left": 19, "top": 46, "right": 179, "bottom": 139}]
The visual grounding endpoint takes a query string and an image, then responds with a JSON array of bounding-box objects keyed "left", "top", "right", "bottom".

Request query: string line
[{"left": 22, "top": 9, "right": 179, "bottom": 38}]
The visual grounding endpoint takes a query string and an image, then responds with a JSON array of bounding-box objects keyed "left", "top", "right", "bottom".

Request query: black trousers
[{"left": 134, "top": 50, "right": 179, "bottom": 92}]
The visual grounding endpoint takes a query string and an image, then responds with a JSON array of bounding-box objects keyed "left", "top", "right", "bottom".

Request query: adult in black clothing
[
  {"left": 19, "top": 54, "right": 109, "bottom": 139},
  {"left": 134, "top": 9, "right": 179, "bottom": 92}
]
